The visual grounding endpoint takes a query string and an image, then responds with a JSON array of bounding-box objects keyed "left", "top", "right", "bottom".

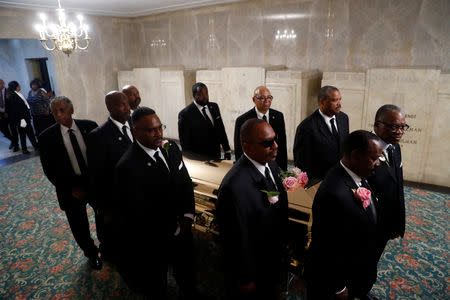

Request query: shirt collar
[
  {"left": 136, "top": 140, "right": 160, "bottom": 159},
  {"left": 318, "top": 108, "right": 335, "bottom": 123},
  {"left": 109, "top": 116, "right": 130, "bottom": 130},
  {"left": 254, "top": 107, "right": 269, "bottom": 120},
  {"left": 340, "top": 160, "right": 362, "bottom": 187},
  {"left": 193, "top": 100, "right": 207, "bottom": 111},
  {"left": 60, "top": 120, "right": 78, "bottom": 134},
  {"left": 244, "top": 152, "right": 269, "bottom": 176}
]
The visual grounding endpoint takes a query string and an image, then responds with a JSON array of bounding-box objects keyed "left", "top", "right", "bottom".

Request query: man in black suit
[
  {"left": 114, "top": 107, "right": 196, "bottom": 298},
  {"left": 305, "top": 130, "right": 382, "bottom": 300},
  {"left": 369, "top": 105, "right": 406, "bottom": 262},
  {"left": 39, "top": 96, "right": 101, "bottom": 269},
  {"left": 178, "top": 82, "right": 231, "bottom": 160},
  {"left": 233, "top": 86, "right": 288, "bottom": 170},
  {"left": 122, "top": 85, "right": 141, "bottom": 117},
  {"left": 0, "top": 79, "right": 13, "bottom": 148},
  {"left": 87, "top": 91, "right": 132, "bottom": 260},
  {"left": 293, "top": 85, "right": 349, "bottom": 179},
  {"left": 217, "top": 118, "right": 289, "bottom": 299}
]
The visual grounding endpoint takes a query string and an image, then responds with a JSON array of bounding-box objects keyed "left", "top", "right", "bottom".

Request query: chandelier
[{"left": 34, "top": 0, "right": 90, "bottom": 56}]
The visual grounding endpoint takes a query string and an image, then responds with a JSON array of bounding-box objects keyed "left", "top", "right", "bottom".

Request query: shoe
[
  {"left": 13, "top": 146, "right": 19, "bottom": 152},
  {"left": 22, "top": 149, "right": 30, "bottom": 154},
  {"left": 87, "top": 255, "right": 102, "bottom": 270}
]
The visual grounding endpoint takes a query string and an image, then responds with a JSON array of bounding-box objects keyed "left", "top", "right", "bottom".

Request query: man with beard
[
  {"left": 122, "top": 85, "right": 141, "bottom": 120},
  {"left": 178, "top": 82, "right": 231, "bottom": 160},
  {"left": 293, "top": 85, "right": 349, "bottom": 180}
]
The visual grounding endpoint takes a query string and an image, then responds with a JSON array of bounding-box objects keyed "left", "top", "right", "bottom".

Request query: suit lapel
[
  {"left": 314, "top": 111, "right": 337, "bottom": 151},
  {"left": 74, "top": 119, "right": 88, "bottom": 144},
  {"left": 241, "top": 156, "right": 267, "bottom": 191}
]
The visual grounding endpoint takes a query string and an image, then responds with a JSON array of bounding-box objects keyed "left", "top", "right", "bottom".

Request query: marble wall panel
[
  {"left": 117, "top": 71, "right": 136, "bottom": 90},
  {"left": 322, "top": 72, "right": 366, "bottom": 132},
  {"left": 363, "top": 68, "right": 441, "bottom": 184}
]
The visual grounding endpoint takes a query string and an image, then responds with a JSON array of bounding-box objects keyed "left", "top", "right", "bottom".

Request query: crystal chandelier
[{"left": 35, "top": 0, "right": 90, "bottom": 56}]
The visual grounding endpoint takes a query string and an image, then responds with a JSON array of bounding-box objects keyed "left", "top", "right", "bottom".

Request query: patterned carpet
[{"left": 0, "top": 157, "right": 448, "bottom": 299}]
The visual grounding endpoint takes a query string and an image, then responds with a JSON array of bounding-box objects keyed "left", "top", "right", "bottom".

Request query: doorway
[{"left": 25, "top": 58, "right": 53, "bottom": 93}]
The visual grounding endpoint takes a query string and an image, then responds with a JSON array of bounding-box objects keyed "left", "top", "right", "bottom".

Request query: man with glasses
[
  {"left": 114, "top": 107, "right": 196, "bottom": 298},
  {"left": 234, "top": 86, "right": 287, "bottom": 170},
  {"left": 87, "top": 91, "right": 133, "bottom": 262},
  {"left": 178, "top": 82, "right": 231, "bottom": 160},
  {"left": 217, "top": 118, "right": 289, "bottom": 299},
  {"left": 294, "top": 85, "right": 349, "bottom": 180},
  {"left": 369, "top": 104, "right": 407, "bottom": 263}
]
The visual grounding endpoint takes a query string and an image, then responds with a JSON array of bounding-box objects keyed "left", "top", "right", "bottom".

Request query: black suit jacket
[
  {"left": 293, "top": 110, "right": 349, "bottom": 180},
  {"left": 114, "top": 141, "right": 195, "bottom": 262},
  {"left": 369, "top": 143, "right": 405, "bottom": 238},
  {"left": 39, "top": 119, "right": 98, "bottom": 210},
  {"left": 178, "top": 102, "right": 230, "bottom": 159},
  {"left": 5, "top": 92, "right": 32, "bottom": 124},
  {"left": 216, "top": 156, "right": 288, "bottom": 288},
  {"left": 305, "top": 164, "right": 379, "bottom": 297},
  {"left": 234, "top": 108, "right": 288, "bottom": 170},
  {"left": 87, "top": 118, "right": 133, "bottom": 212}
]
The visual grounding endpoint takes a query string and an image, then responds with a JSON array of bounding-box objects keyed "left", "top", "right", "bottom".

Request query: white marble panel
[
  {"left": 363, "top": 68, "right": 441, "bottom": 184},
  {"left": 117, "top": 71, "right": 136, "bottom": 91},
  {"left": 322, "top": 72, "right": 366, "bottom": 131},
  {"left": 266, "top": 70, "right": 321, "bottom": 160}
]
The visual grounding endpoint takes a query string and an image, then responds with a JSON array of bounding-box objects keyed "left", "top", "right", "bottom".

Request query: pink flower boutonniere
[
  {"left": 260, "top": 190, "right": 280, "bottom": 205},
  {"left": 280, "top": 167, "right": 309, "bottom": 191},
  {"left": 352, "top": 187, "right": 371, "bottom": 208},
  {"left": 161, "top": 139, "right": 170, "bottom": 154}
]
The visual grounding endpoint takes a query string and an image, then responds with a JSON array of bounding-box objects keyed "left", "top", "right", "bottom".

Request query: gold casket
[{"left": 183, "top": 156, "right": 321, "bottom": 247}]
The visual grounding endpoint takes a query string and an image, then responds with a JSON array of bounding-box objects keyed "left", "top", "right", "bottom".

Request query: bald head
[
  {"left": 252, "top": 86, "right": 272, "bottom": 114},
  {"left": 105, "top": 91, "right": 130, "bottom": 124},
  {"left": 122, "top": 85, "right": 141, "bottom": 110}
]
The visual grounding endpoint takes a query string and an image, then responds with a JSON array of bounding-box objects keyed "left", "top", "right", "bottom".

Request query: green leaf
[{"left": 260, "top": 190, "right": 280, "bottom": 197}]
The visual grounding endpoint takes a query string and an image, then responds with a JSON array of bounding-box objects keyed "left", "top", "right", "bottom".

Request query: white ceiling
[{"left": 0, "top": 0, "right": 245, "bottom": 17}]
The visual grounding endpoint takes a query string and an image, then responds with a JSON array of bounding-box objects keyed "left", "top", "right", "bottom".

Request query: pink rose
[
  {"left": 297, "top": 172, "right": 308, "bottom": 188},
  {"left": 291, "top": 167, "right": 302, "bottom": 178},
  {"left": 354, "top": 187, "right": 371, "bottom": 208},
  {"left": 282, "top": 176, "right": 298, "bottom": 192},
  {"left": 161, "top": 140, "right": 169, "bottom": 147},
  {"left": 268, "top": 195, "right": 279, "bottom": 204}
]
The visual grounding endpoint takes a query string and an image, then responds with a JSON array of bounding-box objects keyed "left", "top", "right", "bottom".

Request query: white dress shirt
[
  {"left": 318, "top": 109, "right": 338, "bottom": 134},
  {"left": 193, "top": 100, "right": 214, "bottom": 125},
  {"left": 372, "top": 131, "right": 392, "bottom": 163},
  {"left": 109, "top": 116, "right": 133, "bottom": 142},
  {"left": 255, "top": 107, "right": 270, "bottom": 123},
  {"left": 15, "top": 91, "right": 30, "bottom": 109},
  {"left": 60, "top": 121, "right": 87, "bottom": 176},
  {"left": 244, "top": 153, "right": 277, "bottom": 190}
]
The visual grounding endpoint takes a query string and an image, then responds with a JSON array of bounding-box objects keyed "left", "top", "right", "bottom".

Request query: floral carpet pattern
[{"left": 0, "top": 157, "right": 448, "bottom": 299}]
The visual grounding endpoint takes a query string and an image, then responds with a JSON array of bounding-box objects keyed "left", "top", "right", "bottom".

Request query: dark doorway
[{"left": 25, "top": 58, "right": 52, "bottom": 93}]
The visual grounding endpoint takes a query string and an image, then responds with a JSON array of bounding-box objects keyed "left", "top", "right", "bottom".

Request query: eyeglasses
[
  {"left": 378, "top": 121, "right": 410, "bottom": 132},
  {"left": 253, "top": 95, "right": 273, "bottom": 101},
  {"left": 257, "top": 137, "right": 277, "bottom": 148},
  {"left": 136, "top": 124, "right": 166, "bottom": 134}
]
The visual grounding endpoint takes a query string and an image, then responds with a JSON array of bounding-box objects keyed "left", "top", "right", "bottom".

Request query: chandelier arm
[
  {"left": 40, "top": 39, "right": 56, "bottom": 51},
  {"left": 76, "top": 39, "right": 89, "bottom": 50}
]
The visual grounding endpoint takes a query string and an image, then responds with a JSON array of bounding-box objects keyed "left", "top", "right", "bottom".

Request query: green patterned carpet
[{"left": 0, "top": 157, "right": 448, "bottom": 299}]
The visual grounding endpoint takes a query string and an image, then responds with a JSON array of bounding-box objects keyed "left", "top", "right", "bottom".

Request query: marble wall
[{"left": 322, "top": 68, "right": 450, "bottom": 187}]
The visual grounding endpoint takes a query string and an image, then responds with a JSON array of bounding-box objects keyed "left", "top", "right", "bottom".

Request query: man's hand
[
  {"left": 333, "top": 287, "right": 348, "bottom": 300},
  {"left": 224, "top": 152, "right": 232, "bottom": 160},
  {"left": 238, "top": 282, "right": 256, "bottom": 293},
  {"left": 71, "top": 187, "right": 87, "bottom": 201}
]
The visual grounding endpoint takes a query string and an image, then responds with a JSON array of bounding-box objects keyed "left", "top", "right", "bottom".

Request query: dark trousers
[
  {"left": 94, "top": 211, "right": 115, "bottom": 260},
  {"left": 10, "top": 121, "right": 38, "bottom": 150},
  {"left": 0, "top": 114, "right": 13, "bottom": 142},
  {"left": 32, "top": 114, "right": 55, "bottom": 139},
  {"left": 63, "top": 197, "right": 99, "bottom": 258}
]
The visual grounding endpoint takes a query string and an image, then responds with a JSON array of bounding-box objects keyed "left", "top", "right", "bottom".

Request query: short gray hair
[
  {"left": 51, "top": 96, "right": 74, "bottom": 112},
  {"left": 374, "top": 104, "right": 403, "bottom": 122},
  {"left": 318, "top": 85, "right": 339, "bottom": 103}
]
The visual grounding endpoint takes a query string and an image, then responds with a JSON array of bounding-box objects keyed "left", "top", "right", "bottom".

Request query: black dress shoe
[
  {"left": 88, "top": 256, "right": 102, "bottom": 270},
  {"left": 22, "top": 149, "right": 30, "bottom": 154},
  {"left": 13, "top": 146, "right": 19, "bottom": 152}
]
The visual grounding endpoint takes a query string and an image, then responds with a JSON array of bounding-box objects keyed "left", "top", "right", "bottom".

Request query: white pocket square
[
  {"left": 400, "top": 162, "right": 402, "bottom": 168},
  {"left": 178, "top": 161, "right": 184, "bottom": 170}
]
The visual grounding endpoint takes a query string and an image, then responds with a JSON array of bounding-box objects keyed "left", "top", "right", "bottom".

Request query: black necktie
[
  {"left": 202, "top": 106, "right": 213, "bottom": 127},
  {"left": 262, "top": 115, "right": 267, "bottom": 122},
  {"left": 122, "top": 125, "right": 131, "bottom": 143},
  {"left": 386, "top": 145, "right": 394, "bottom": 166},
  {"left": 154, "top": 150, "right": 169, "bottom": 173},
  {"left": 264, "top": 167, "right": 277, "bottom": 191},
  {"left": 330, "top": 118, "right": 340, "bottom": 151},
  {"left": 361, "top": 179, "right": 377, "bottom": 223},
  {"left": 68, "top": 129, "right": 88, "bottom": 176}
]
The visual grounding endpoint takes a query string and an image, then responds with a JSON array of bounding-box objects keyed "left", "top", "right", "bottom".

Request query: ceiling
[{"left": 0, "top": 0, "right": 245, "bottom": 17}]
